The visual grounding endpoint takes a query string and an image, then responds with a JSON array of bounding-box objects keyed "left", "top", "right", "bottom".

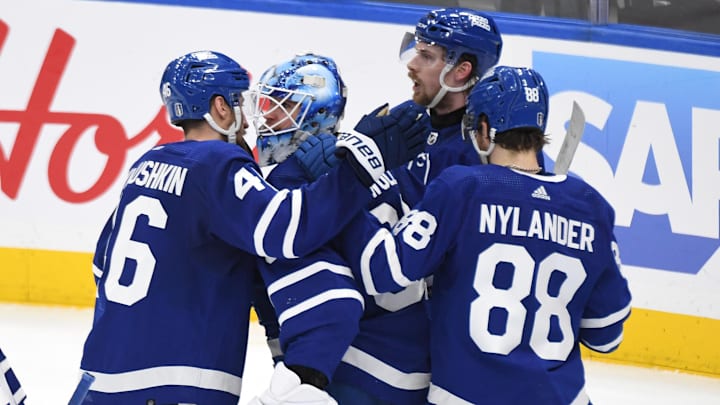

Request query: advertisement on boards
[{"left": 1, "top": 0, "right": 719, "bottom": 373}]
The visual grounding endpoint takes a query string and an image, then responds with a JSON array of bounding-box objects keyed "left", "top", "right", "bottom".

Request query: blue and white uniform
[
  {"left": 259, "top": 155, "right": 365, "bottom": 381},
  {"left": 79, "top": 140, "right": 374, "bottom": 404},
  {"left": 338, "top": 165, "right": 632, "bottom": 405},
  {"left": 0, "top": 348, "right": 25, "bottom": 405}
]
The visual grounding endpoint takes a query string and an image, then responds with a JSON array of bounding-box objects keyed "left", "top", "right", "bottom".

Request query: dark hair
[{"left": 494, "top": 127, "right": 548, "bottom": 153}]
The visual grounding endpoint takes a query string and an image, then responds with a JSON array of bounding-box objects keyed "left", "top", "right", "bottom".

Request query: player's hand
[
  {"left": 355, "top": 101, "right": 429, "bottom": 169},
  {"left": 294, "top": 133, "right": 339, "bottom": 181},
  {"left": 247, "top": 362, "right": 337, "bottom": 405},
  {"left": 337, "top": 101, "right": 429, "bottom": 187}
]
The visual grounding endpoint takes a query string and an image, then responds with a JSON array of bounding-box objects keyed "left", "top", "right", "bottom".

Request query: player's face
[
  {"left": 406, "top": 42, "right": 446, "bottom": 107},
  {"left": 236, "top": 106, "right": 249, "bottom": 139},
  {"left": 259, "top": 96, "right": 301, "bottom": 132}
]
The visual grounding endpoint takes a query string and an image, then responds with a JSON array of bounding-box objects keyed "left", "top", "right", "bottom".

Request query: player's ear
[
  {"left": 211, "top": 95, "right": 231, "bottom": 118},
  {"left": 454, "top": 60, "right": 474, "bottom": 83},
  {"left": 477, "top": 120, "right": 490, "bottom": 146}
]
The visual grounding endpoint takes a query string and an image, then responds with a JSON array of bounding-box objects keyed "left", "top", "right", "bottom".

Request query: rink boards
[{"left": 1, "top": 0, "right": 719, "bottom": 377}]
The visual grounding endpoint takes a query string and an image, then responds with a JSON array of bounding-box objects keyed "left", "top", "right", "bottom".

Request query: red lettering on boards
[{"left": 0, "top": 20, "right": 183, "bottom": 203}]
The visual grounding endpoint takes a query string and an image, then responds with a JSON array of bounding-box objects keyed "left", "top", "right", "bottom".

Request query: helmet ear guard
[
  {"left": 463, "top": 66, "right": 549, "bottom": 158},
  {"left": 159, "top": 50, "right": 250, "bottom": 143}
]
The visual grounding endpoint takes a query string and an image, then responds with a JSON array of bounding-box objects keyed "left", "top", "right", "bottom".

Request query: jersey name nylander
[{"left": 344, "top": 164, "right": 631, "bottom": 405}]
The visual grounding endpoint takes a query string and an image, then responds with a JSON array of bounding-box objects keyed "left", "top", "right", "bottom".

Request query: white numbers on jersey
[
  {"left": 469, "top": 243, "right": 586, "bottom": 361},
  {"left": 105, "top": 196, "right": 168, "bottom": 306},
  {"left": 234, "top": 167, "right": 266, "bottom": 199},
  {"left": 393, "top": 209, "right": 437, "bottom": 250},
  {"left": 368, "top": 204, "right": 429, "bottom": 312}
]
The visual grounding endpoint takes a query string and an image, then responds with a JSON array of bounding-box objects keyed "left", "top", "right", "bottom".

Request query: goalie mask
[
  {"left": 399, "top": 8, "right": 502, "bottom": 108},
  {"left": 160, "top": 50, "right": 250, "bottom": 144},
  {"left": 462, "top": 66, "right": 548, "bottom": 161},
  {"left": 250, "top": 53, "right": 348, "bottom": 167}
]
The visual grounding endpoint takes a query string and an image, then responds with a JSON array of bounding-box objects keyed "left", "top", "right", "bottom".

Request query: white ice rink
[{"left": 1, "top": 303, "right": 718, "bottom": 405}]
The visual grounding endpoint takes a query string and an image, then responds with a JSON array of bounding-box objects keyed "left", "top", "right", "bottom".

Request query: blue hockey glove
[
  {"left": 355, "top": 101, "right": 430, "bottom": 166},
  {"left": 337, "top": 101, "right": 430, "bottom": 187},
  {"left": 294, "top": 133, "right": 340, "bottom": 180}
]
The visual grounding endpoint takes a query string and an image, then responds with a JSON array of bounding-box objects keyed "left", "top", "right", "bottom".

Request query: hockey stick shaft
[
  {"left": 554, "top": 101, "right": 586, "bottom": 175},
  {"left": 67, "top": 372, "right": 95, "bottom": 405}
]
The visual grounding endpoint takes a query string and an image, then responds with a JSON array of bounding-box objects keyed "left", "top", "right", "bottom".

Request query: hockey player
[
  {"left": 291, "top": 8, "right": 508, "bottom": 404},
  {"left": 395, "top": 7, "right": 506, "bottom": 205},
  {"left": 73, "top": 50, "right": 428, "bottom": 405},
  {"left": 246, "top": 52, "right": 432, "bottom": 405},
  {"left": 0, "top": 348, "right": 26, "bottom": 405},
  {"left": 335, "top": 66, "right": 632, "bottom": 405}
]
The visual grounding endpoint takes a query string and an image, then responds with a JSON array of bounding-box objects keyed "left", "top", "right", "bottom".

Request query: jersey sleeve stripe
[
  {"left": 254, "top": 189, "right": 289, "bottom": 257},
  {"left": 581, "top": 332, "right": 624, "bottom": 353},
  {"left": 428, "top": 383, "right": 474, "bottom": 405},
  {"left": 360, "top": 229, "right": 414, "bottom": 295},
  {"left": 0, "top": 353, "right": 26, "bottom": 405},
  {"left": 281, "top": 189, "right": 302, "bottom": 259},
  {"left": 581, "top": 303, "right": 631, "bottom": 328},
  {"left": 277, "top": 289, "right": 364, "bottom": 325},
  {"left": 341, "top": 346, "right": 430, "bottom": 390},
  {"left": 266, "top": 261, "right": 354, "bottom": 296},
  {"left": 79, "top": 365, "right": 242, "bottom": 395},
  {"left": 569, "top": 385, "right": 590, "bottom": 405}
]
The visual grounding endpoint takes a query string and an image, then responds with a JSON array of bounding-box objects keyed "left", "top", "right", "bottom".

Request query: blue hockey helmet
[
  {"left": 462, "top": 66, "right": 548, "bottom": 159},
  {"left": 160, "top": 50, "right": 250, "bottom": 142},
  {"left": 250, "top": 52, "right": 348, "bottom": 166},
  {"left": 400, "top": 8, "right": 502, "bottom": 78}
]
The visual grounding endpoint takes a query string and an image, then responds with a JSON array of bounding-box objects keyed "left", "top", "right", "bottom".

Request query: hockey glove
[
  {"left": 247, "top": 362, "right": 338, "bottom": 405},
  {"left": 294, "top": 133, "right": 340, "bottom": 181},
  {"left": 337, "top": 101, "right": 430, "bottom": 187}
]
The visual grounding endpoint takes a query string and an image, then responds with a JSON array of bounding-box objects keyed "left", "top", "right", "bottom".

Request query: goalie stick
[{"left": 553, "top": 101, "right": 586, "bottom": 175}]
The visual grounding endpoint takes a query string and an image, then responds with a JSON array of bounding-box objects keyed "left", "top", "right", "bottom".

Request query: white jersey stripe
[
  {"left": 267, "top": 261, "right": 354, "bottom": 296},
  {"left": 341, "top": 346, "right": 430, "bottom": 391},
  {"left": 582, "top": 332, "right": 624, "bottom": 353},
  {"left": 92, "top": 264, "right": 103, "bottom": 278},
  {"left": 427, "top": 383, "right": 473, "bottom": 405},
  {"left": 254, "top": 189, "right": 289, "bottom": 257},
  {"left": 281, "top": 189, "right": 302, "bottom": 259},
  {"left": 81, "top": 365, "right": 242, "bottom": 395},
  {"left": 277, "top": 289, "right": 364, "bottom": 325},
  {"left": 581, "top": 303, "right": 631, "bottom": 328},
  {"left": 569, "top": 384, "right": 590, "bottom": 405}
]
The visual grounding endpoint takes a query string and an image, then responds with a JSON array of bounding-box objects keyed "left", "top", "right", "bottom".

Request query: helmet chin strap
[
  {"left": 472, "top": 127, "right": 496, "bottom": 164},
  {"left": 427, "top": 63, "right": 478, "bottom": 109},
  {"left": 203, "top": 105, "right": 244, "bottom": 145}
]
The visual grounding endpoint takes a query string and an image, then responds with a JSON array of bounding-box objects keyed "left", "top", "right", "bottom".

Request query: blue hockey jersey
[
  {"left": 393, "top": 109, "right": 481, "bottom": 207},
  {"left": 328, "top": 111, "right": 479, "bottom": 404},
  {"left": 0, "top": 348, "right": 26, "bottom": 405},
  {"left": 338, "top": 165, "right": 632, "bottom": 405},
  {"left": 264, "top": 154, "right": 432, "bottom": 404},
  {"left": 258, "top": 156, "right": 365, "bottom": 380},
  {"left": 79, "top": 140, "right": 375, "bottom": 404}
]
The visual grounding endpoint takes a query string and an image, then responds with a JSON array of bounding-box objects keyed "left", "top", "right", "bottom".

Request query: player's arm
[
  {"left": 251, "top": 271, "right": 283, "bottom": 365},
  {"left": 90, "top": 210, "right": 117, "bottom": 285},
  {"left": 211, "top": 100, "right": 429, "bottom": 260},
  {"left": 258, "top": 248, "right": 364, "bottom": 381},
  {"left": 336, "top": 173, "right": 461, "bottom": 296},
  {"left": 579, "top": 219, "right": 632, "bottom": 353}
]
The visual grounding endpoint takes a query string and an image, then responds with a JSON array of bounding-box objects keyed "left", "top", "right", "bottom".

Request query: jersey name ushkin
[
  {"left": 125, "top": 159, "right": 188, "bottom": 196},
  {"left": 479, "top": 203, "right": 595, "bottom": 252}
]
